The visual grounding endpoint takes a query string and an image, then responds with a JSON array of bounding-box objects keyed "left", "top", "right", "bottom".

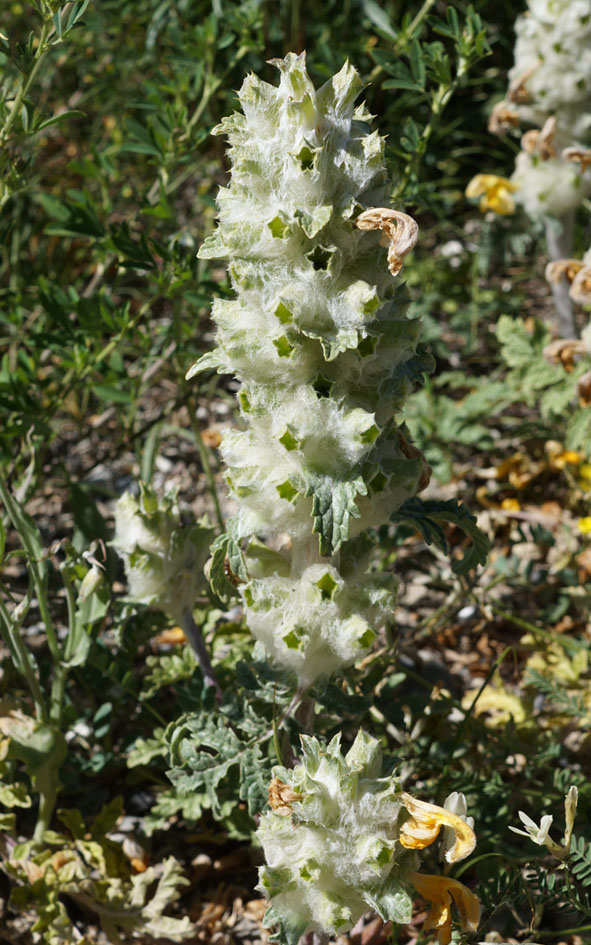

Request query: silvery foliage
[
  {"left": 190, "top": 53, "right": 431, "bottom": 686},
  {"left": 113, "top": 488, "right": 214, "bottom": 625},
  {"left": 257, "top": 731, "right": 415, "bottom": 942},
  {"left": 506, "top": 0, "right": 591, "bottom": 216}
]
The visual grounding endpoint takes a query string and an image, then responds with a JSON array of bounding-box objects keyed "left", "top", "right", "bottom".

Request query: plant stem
[
  {"left": 0, "top": 19, "right": 51, "bottom": 145},
  {"left": 0, "top": 597, "right": 47, "bottom": 721},
  {"left": 545, "top": 211, "right": 576, "bottom": 337},
  {"left": 33, "top": 778, "right": 57, "bottom": 844},
  {"left": 186, "top": 395, "right": 225, "bottom": 532},
  {"left": 181, "top": 607, "right": 222, "bottom": 701},
  {"left": 0, "top": 475, "right": 62, "bottom": 665}
]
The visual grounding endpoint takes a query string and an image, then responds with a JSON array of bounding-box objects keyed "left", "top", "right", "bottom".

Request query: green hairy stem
[{"left": 192, "top": 53, "right": 432, "bottom": 686}]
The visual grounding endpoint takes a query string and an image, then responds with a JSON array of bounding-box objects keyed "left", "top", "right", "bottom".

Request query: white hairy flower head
[
  {"left": 511, "top": 148, "right": 591, "bottom": 218},
  {"left": 508, "top": 0, "right": 591, "bottom": 140},
  {"left": 257, "top": 731, "right": 478, "bottom": 943},
  {"left": 113, "top": 487, "right": 213, "bottom": 624},
  {"left": 191, "top": 52, "right": 431, "bottom": 685}
]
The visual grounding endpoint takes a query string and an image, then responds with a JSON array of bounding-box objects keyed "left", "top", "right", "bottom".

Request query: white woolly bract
[
  {"left": 257, "top": 731, "right": 414, "bottom": 938},
  {"left": 509, "top": 0, "right": 591, "bottom": 139},
  {"left": 512, "top": 150, "right": 591, "bottom": 217},
  {"left": 242, "top": 563, "right": 392, "bottom": 686},
  {"left": 196, "top": 53, "right": 430, "bottom": 683},
  {"left": 113, "top": 491, "right": 212, "bottom": 625}
]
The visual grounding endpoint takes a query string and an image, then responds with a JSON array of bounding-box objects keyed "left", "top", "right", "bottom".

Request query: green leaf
[
  {"left": 239, "top": 742, "right": 270, "bottom": 815},
  {"left": 185, "top": 349, "right": 226, "bottom": 380},
  {"left": 0, "top": 812, "right": 16, "bottom": 832},
  {"left": 167, "top": 711, "right": 271, "bottom": 821},
  {"left": 208, "top": 527, "right": 248, "bottom": 603},
  {"left": 36, "top": 109, "right": 84, "bottom": 132},
  {"left": 0, "top": 780, "right": 31, "bottom": 808},
  {"left": 409, "top": 40, "right": 426, "bottom": 89},
  {"left": 361, "top": 0, "right": 398, "bottom": 40},
  {"left": 496, "top": 315, "right": 549, "bottom": 370},
  {"left": 142, "top": 649, "right": 197, "bottom": 700},
  {"left": 392, "top": 497, "right": 490, "bottom": 573},
  {"left": 566, "top": 408, "right": 591, "bottom": 453},
  {"left": 306, "top": 475, "right": 368, "bottom": 556},
  {"left": 128, "top": 730, "right": 169, "bottom": 767},
  {"left": 364, "top": 877, "right": 413, "bottom": 923}
]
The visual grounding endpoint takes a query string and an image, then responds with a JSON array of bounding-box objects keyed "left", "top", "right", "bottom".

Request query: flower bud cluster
[
  {"left": 113, "top": 487, "right": 213, "bottom": 625},
  {"left": 192, "top": 52, "right": 431, "bottom": 685},
  {"left": 257, "top": 731, "right": 479, "bottom": 944}
]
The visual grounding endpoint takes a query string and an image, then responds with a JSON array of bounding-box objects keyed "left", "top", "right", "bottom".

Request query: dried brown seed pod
[
  {"left": 543, "top": 338, "right": 584, "bottom": 371},
  {"left": 545, "top": 259, "right": 584, "bottom": 284},
  {"left": 507, "top": 61, "right": 540, "bottom": 103},
  {"left": 569, "top": 266, "right": 591, "bottom": 305},
  {"left": 577, "top": 371, "right": 591, "bottom": 407},
  {"left": 355, "top": 208, "right": 419, "bottom": 277},
  {"left": 268, "top": 777, "right": 303, "bottom": 815},
  {"left": 521, "top": 116, "right": 556, "bottom": 160},
  {"left": 562, "top": 146, "right": 591, "bottom": 173},
  {"left": 488, "top": 100, "right": 520, "bottom": 136}
]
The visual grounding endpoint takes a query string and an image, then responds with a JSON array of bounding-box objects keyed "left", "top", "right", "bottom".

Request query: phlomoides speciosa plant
[
  {"left": 467, "top": 0, "right": 591, "bottom": 336},
  {"left": 190, "top": 52, "right": 487, "bottom": 693},
  {"left": 178, "top": 51, "right": 488, "bottom": 945},
  {"left": 257, "top": 730, "right": 480, "bottom": 944}
]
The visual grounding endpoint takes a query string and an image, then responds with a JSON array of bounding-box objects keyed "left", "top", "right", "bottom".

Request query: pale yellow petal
[
  {"left": 400, "top": 792, "right": 476, "bottom": 863},
  {"left": 411, "top": 872, "right": 481, "bottom": 943},
  {"left": 465, "top": 174, "right": 517, "bottom": 215},
  {"left": 448, "top": 877, "right": 481, "bottom": 931}
]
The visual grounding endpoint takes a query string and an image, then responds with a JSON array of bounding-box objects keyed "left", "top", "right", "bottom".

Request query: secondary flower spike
[
  {"left": 190, "top": 53, "right": 432, "bottom": 686},
  {"left": 257, "top": 731, "right": 479, "bottom": 944}
]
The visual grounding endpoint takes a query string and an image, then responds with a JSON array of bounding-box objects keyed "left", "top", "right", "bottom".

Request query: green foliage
[
  {"left": 7, "top": 801, "right": 193, "bottom": 943},
  {"left": 3, "top": 0, "right": 587, "bottom": 941},
  {"left": 392, "top": 496, "right": 491, "bottom": 573},
  {"left": 308, "top": 475, "right": 367, "bottom": 557}
]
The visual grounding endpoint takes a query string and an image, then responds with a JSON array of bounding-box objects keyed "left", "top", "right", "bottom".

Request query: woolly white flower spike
[
  {"left": 113, "top": 487, "right": 214, "bottom": 625},
  {"left": 508, "top": 0, "right": 591, "bottom": 139},
  {"left": 257, "top": 732, "right": 479, "bottom": 945},
  {"left": 192, "top": 53, "right": 432, "bottom": 685},
  {"left": 113, "top": 487, "right": 220, "bottom": 693},
  {"left": 511, "top": 147, "right": 591, "bottom": 218}
]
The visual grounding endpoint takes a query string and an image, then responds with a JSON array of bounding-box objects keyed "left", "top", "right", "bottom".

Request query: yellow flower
[
  {"left": 465, "top": 173, "right": 518, "bottom": 215},
  {"left": 552, "top": 450, "right": 584, "bottom": 469},
  {"left": 411, "top": 872, "right": 481, "bottom": 945},
  {"left": 578, "top": 517, "right": 591, "bottom": 534},
  {"left": 399, "top": 793, "right": 476, "bottom": 863},
  {"left": 579, "top": 464, "right": 591, "bottom": 491}
]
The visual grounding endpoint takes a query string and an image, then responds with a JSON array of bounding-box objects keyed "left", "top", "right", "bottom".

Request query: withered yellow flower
[
  {"left": 411, "top": 872, "right": 481, "bottom": 945},
  {"left": 570, "top": 265, "right": 591, "bottom": 305},
  {"left": 399, "top": 792, "right": 476, "bottom": 863},
  {"left": 465, "top": 174, "right": 518, "bottom": 215},
  {"left": 355, "top": 208, "right": 419, "bottom": 276}
]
